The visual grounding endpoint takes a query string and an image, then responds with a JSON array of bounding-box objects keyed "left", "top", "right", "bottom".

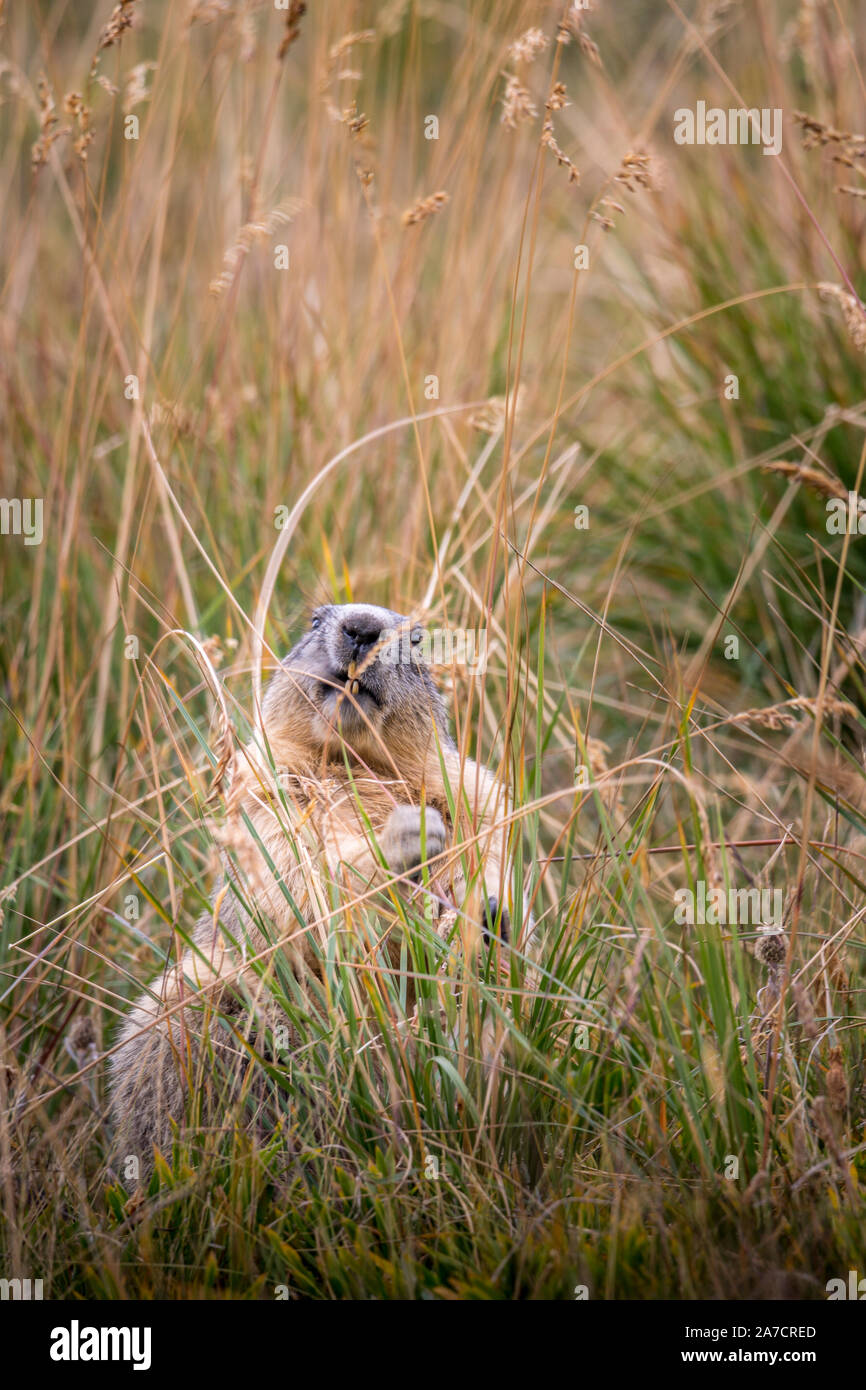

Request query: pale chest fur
[{"left": 218, "top": 755, "right": 454, "bottom": 952}]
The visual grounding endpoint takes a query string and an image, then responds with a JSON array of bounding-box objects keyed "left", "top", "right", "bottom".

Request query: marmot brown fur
[{"left": 109, "top": 603, "right": 516, "bottom": 1176}]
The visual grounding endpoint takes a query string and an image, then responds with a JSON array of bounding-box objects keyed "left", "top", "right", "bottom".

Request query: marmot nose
[{"left": 342, "top": 614, "right": 385, "bottom": 655}]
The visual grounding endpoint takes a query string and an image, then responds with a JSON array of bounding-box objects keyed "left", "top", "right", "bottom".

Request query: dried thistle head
[
  {"left": 500, "top": 73, "right": 537, "bottom": 130},
  {"left": 755, "top": 931, "right": 786, "bottom": 969},
  {"left": 65, "top": 1015, "right": 98, "bottom": 1068},
  {"left": 401, "top": 191, "right": 449, "bottom": 228}
]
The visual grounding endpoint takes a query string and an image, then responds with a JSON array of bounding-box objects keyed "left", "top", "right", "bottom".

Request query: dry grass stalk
[
  {"left": 761, "top": 458, "right": 847, "bottom": 500},
  {"left": 557, "top": 4, "right": 602, "bottom": 66},
  {"left": 794, "top": 111, "right": 866, "bottom": 200},
  {"left": 469, "top": 387, "right": 524, "bottom": 434},
  {"left": 729, "top": 696, "right": 858, "bottom": 731},
  {"left": 322, "top": 29, "right": 375, "bottom": 121},
  {"left": 541, "top": 121, "right": 580, "bottom": 183},
  {"left": 615, "top": 150, "right": 655, "bottom": 192},
  {"left": 791, "top": 978, "right": 820, "bottom": 1041},
  {"left": 779, "top": 2, "right": 821, "bottom": 70},
  {"left": 93, "top": 0, "right": 139, "bottom": 71},
  {"left": 31, "top": 75, "right": 65, "bottom": 172},
  {"left": 542, "top": 84, "right": 580, "bottom": 184},
  {"left": 591, "top": 152, "right": 656, "bottom": 229},
  {"left": 500, "top": 73, "right": 537, "bottom": 129},
  {"left": 825, "top": 1045, "right": 848, "bottom": 1117},
  {"left": 816, "top": 282, "right": 866, "bottom": 353},
  {"left": 794, "top": 110, "right": 866, "bottom": 158},
  {"left": 509, "top": 27, "right": 549, "bottom": 65},
  {"left": 320, "top": 32, "right": 376, "bottom": 188},
  {"left": 328, "top": 30, "right": 376, "bottom": 68},
  {"left": 278, "top": 1, "right": 306, "bottom": 62},
  {"left": 401, "top": 191, "right": 449, "bottom": 227},
  {"left": 124, "top": 61, "right": 156, "bottom": 114},
  {"left": 64, "top": 92, "right": 93, "bottom": 163},
  {"left": 189, "top": 1, "right": 232, "bottom": 22},
  {"left": 208, "top": 198, "right": 306, "bottom": 297},
  {"left": 200, "top": 635, "right": 237, "bottom": 671}
]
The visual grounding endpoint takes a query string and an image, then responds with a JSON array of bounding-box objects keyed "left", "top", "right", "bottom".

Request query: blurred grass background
[{"left": 2, "top": 0, "right": 866, "bottom": 1298}]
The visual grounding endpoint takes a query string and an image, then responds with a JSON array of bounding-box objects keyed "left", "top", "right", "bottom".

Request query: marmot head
[{"left": 262, "top": 603, "right": 454, "bottom": 765}]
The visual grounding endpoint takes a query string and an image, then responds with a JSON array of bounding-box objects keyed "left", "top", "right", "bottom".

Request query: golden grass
[{"left": 1, "top": 0, "right": 866, "bottom": 1300}]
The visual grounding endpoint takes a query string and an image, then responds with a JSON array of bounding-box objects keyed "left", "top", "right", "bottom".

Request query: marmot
[{"left": 109, "top": 603, "right": 517, "bottom": 1175}]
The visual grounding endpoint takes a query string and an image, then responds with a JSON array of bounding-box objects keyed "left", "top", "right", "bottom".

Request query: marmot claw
[{"left": 482, "top": 895, "right": 510, "bottom": 943}]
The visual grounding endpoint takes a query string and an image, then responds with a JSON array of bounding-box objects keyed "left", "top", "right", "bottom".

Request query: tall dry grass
[{"left": 1, "top": 0, "right": 866, "bottom": 1298}]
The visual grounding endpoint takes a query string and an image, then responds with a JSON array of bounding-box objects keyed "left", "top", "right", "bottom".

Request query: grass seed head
[
  {"left": 401, "top": 191, "right": 450, "bottom": 227},
  {"left": 508, "top": 27, "right": 549, "bottom": 66},
  {"left": 817, "top": 282, "right": 866, "bottom": 353},
  {"left": 500, "top": 74, "right": 537, "bottom": 129}
]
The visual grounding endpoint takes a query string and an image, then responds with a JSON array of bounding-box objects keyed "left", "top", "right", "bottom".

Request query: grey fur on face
[{"left": 263, "top": 603, "right": 454, "bottom": 754}]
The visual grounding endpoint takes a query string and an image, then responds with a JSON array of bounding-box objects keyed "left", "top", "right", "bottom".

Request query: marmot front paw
[{"left": 382, "top": 804, "right": 447, "bottom": 877}]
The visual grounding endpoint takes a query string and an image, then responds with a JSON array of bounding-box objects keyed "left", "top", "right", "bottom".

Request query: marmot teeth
[
  {"left": 347, "top": 660, "right": 358, "bottom": 679},
  {"left": 350, "top": 679, "right": 360, "bottom": 695}
]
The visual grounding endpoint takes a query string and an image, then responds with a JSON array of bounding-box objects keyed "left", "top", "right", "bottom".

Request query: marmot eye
[
  {"left": 310, "top": 616, "right": 321, "bottom": 630},
  {"left": 410, "top": 627, "right": 423, "bottom": 645}
]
